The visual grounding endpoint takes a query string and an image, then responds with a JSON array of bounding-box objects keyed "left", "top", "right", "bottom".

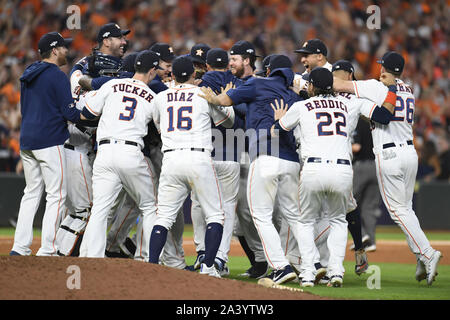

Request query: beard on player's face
[
  {"left": 55, "top": 47, "right": 68, "bottom": 66},
  {"left": 106, "top": 37, "right": 126, "bottom": 58}
]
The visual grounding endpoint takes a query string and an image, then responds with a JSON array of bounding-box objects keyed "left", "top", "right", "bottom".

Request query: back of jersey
[
  {"left": 86, "top": 78, "right": 156, "bottom": 148},
  {"left": 154, "top": 83, "right": 220, "bottom": 152},
  {"left": 353, "top": 78, "right": 414, "bottom": 148},
  {"left": 296, "top": 94, "right": 351, "bottom": 161}
]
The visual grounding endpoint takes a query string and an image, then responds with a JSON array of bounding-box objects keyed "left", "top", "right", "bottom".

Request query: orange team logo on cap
[{"left": 196, "top": 49, "right": 203, "bottom": 56}]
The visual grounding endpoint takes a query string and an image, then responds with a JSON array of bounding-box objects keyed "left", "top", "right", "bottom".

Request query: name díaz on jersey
[
  {"left": 166, "top": 91, "right": 194, "bottom": 102},
  {"left": 112, "top": 83, "right": 154, "bottom": 103}
]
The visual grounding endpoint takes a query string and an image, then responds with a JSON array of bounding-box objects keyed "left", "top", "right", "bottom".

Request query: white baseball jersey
[
  {"left": 352, "top": 78, "right": 414, "bottom": 148},
  {"left": 83, "top": 78, "right": 156, "bottom": 149},
  {"left": 279, "top": 94, "right": 351, "bottom": 161},
  {"left": 152, "top": 83, "right": 234, "bottom": 152}
]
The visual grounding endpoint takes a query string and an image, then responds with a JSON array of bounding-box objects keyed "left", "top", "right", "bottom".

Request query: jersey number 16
[{"left": 167, "top": 106, "right": 193, "bottom": 131}]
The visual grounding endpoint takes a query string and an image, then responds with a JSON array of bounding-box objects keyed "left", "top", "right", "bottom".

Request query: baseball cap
[
  {"left": 150, "top": 43, "right": 176, "bottom": 63},
  {"left": 229, "top": 40, "right": 261, "bottom": 57},
  {"left": 206, "top": 48, "right": 229, "bottom": 69},
  {"left": 332, "top": 60, "right": 357, "bottom": 80},
  {"left": 377, "top": 51, "right": 405, "bottom": 73},
  {"left": 267, "top": 55, "right": 292, "bottom": 72},
  {"left": 97, "top": 23, "right": 130, "bottom": 43},
  {"left": 190, "top": 43, "right": 211, "bottom": 64},
  {"left": 294, "top": 39, "right": 328, "bottom": 56},
  {"left": 307, "top": 67, "right": 333, "bottom": 90},
  {"left": 122, "top": 52, "right": 141, "bottom": 72},
  {"left": 256, "top": 54, "right": 275, "bottom": 76},
  {"left": 134, "top": 50, "right": 163, "bottom": 72},
  {"left": 38, "top": 32, "right": 72, "bottom": 54},
  {"left": 172, "top": 56, "right": 195, "bottom": 78}
]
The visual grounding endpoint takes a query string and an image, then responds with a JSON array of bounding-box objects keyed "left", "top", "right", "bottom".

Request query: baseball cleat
[
  {"left": 199, "top": 263, "right": 221, "bottom": 278},
  {"left": 184, "top": 265, "right": 196, "bottom": 272},
  {"left": 214, "top": 257, "right": 230, "bottom": 277},
  {"left": 328, "top": 275, "right": 343, "bottom": 288},
  {"left": 238, "top": 261, "right": 269, "bottom": 279},
  {"left": 425, "top": 251, "right": 442, "bottom": 286},
  {"left": 123, "top": 237, "right": 136, "bottom": 256},
  {"left": 318, "top": 275, "right": 330, "bottom": 285},
  {"left": 9, "top": 250, "right": 22, "bottom": 256},
  {"left": 415, "top": 257, "right": 426, "bottom": 282},
  {"left": 193, "top": 252, "right": 205, "bottom": 270},
  {"left": 364, "top": 244, "right": 377, "bottom": 252},
  {"left": 105, "top": 250, "right": 129, "bottom": 258},
  {"left": 300, "top": 279, "right": 315, "bottom": 288},
  {"left": 265, "top": 265, "right": 297, "bottom": 285},
  {"left": 355, "top": 249, "right": 369, "bottom": 275},
  {"left": 314, "top": 263, "right": 327, "bottom": 284}
]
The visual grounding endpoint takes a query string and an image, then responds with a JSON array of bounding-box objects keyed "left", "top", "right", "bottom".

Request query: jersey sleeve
[
  {"left": 357, "top": 98, "right": 378, "bottom": 119},
  {"left": 278, "top": 102, "right": 301, "bottom": 131},
  {"left": 209, "top": 104, "right": 234, "bottom": 126},
  {"left": 352, "top": 79, "right": 388, "bottom": 106},
  {"left": 54, "top": 71, "right": 81, "bottom": 123},
  {"left": 152, "top": 95, "right": 161, "bottom": 133},
  {"left": 226, "top": 79, "right": 256, "bottom": 105},
  {"left": 83, "top": 83, "right": 110, "bottom": 116}
]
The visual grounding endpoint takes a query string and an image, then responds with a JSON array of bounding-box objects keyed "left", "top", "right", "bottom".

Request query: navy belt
[
  {"left": 164, "top": 148, "right": 205, "bottom": 153},
  {"left": 383, "top": 140, "right": 413, "bottom": 149},
  {"left": 99, "top": 139, "right": 138, "bottom": 147},
  {"left": 307, "top": 157, "right": 350, "bottom": 165},
  {"left": 64, "top": 143, "right": 75, "bottom": 150}
]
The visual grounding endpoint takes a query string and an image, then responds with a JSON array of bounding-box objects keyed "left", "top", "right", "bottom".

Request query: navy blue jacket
[
  {"left": 19, "top": 62, "right": 80, "bottom": 150},
  {"left": 149, "top": 74, "right": 168, "bottom": 94},
  {"left": 199, "top": 70, "right": 247, "bottom": 162},
  {"left": 227, "top": 68, "right": 301, "bottom": 163}
]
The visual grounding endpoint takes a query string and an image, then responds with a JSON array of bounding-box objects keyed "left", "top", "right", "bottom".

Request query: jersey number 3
[
  {"left": 167, "top": 106, "right": 193, "bottom": 131},
  {"left": 119, "top": 96, "right": 137, "bottom": 121}
]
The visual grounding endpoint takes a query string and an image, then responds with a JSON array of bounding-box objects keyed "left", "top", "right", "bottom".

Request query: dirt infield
[{"left": 0, "top": 236, "right": 448, "bottom": 300}]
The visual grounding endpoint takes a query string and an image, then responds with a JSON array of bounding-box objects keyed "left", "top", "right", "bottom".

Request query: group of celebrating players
[{"left": 10, "top": 21, "right": 441, "bottom": 289}]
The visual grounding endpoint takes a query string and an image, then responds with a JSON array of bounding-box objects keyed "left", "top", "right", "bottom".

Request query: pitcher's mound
[{"left": 0, "top": 256, "right": 328, "bottom": 300}]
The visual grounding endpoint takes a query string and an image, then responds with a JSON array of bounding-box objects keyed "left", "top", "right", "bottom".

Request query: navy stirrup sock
[
  {"left": 148, "top": 225, "right": 168, "bottom": 264},
  {"left": 346, "top": 208, "right": 363, "bottom": 250},
  {"left": 203, "top": 223, "right": 223, "bottom": 267}
]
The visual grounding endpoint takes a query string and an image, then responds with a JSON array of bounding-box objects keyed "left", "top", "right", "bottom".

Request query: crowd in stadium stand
[{"left": 0, "top": 0, "right": 448, "bottom": 181}]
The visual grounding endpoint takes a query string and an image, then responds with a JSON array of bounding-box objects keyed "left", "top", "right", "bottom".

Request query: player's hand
[
  {"left": 271, "top": 99, "right": 288, "bottom": 121},
  {"left": 220, "top": 82, "right": 235, "bottom": 94},
  {"left": 379, "top": 72, "right": 396, "bottom": 87},
  {"left": 194, "top": 78, "right": 203, "bottom": 86},
  {"left": 199, "top": 87, "right": 219, "bottom": 105},
  {"left": 291, "top": 78, "right": 302, "bottom": 94}
]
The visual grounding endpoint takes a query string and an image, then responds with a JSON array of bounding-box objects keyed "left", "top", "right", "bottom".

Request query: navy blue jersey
[
  {"left": 149, "top": 74, "right": 169, "bottom": 94},
  {"left": 199, "top": 70, "right": 246, "bottom": 162},
  {"left": 19, "top": 61, "right": 80, "bottom": 150},
  {"left": 227, "top": 68, "right": 300, "bottom": 163}
]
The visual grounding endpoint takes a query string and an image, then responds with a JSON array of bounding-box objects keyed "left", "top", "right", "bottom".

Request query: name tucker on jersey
[
  {"left": 112, "top": 83, "right": 154, "bottom": 102},
  {"left": 305, "top": 98, "right": 348, "bottom": 112}
]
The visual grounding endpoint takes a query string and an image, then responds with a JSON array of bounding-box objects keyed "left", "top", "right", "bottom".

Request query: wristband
[{"left": 384, "top": 86, "right": 397, "bottom": 105}]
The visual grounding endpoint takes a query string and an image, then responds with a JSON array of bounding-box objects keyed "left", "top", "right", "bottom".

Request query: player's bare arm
[
  {"left": 199, "top": 82, "right": 234, "bottom": 106},
  {"left": 333, "top": 76, "right": 355, "bottom": 94},
  {"left": 79, "top": 75, "right": 93, "bottom": 91},
  {"left": 378, "top": 72, "right": 397, "bottom": 114}
]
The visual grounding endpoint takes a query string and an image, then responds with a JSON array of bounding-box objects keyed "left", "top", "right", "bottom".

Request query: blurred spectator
[
  {"left": 437, "top": 134, "right": 450, "bottom": 181},
  {"left": 417, "top": 140, "right": 441, "bottom": 182},
  {"left": 0, "top": 0, "right": 448, "bottom": 177}
]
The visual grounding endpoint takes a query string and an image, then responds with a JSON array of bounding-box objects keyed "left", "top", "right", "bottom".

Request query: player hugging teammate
[{"left": 11, "top": 28, "right": 441, "bottom": 288}]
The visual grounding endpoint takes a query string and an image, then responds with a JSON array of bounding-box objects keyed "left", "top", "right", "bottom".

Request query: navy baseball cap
[
  {"left": 230, "top": 40, "right": 261, "bottom": 57},
  {"left": 134, "top": 50, "right": 163, "bottom": 72},
  {"left": 308, "top": 67, "right": 333, "bottom": 90},
  {"left": 172, "top": 56, "right": 195, "bottom": 78},
  {"left": 150, "top": 43, "right": 176, "bottom": 63},
  {"left": 206, "top": 48, "right": 229, "bottom": 69},
  {"left": 97, "top": 23, "right": 130, "bottom": 43},
  {"left": 377, "top": 51, "right": 405, "bottom": 73},
  {"left": 122, "top": 52, "right": 141, "bottom": 72},
  {"left": 256, "top": 54, "right": 275, "bottom": 76},
  {"left": 332, "top": 60, "right": 357, "bottom": 80},
  {"left": 38, "top": 32, "right": 72, "bottom": 54},
  {"left": 294, "top": 39, "right": 328, "bottom": 56},
  {"left": 267, "top": 55, "right": 292, "bottom": 72},
  {"left": 190, "top": 43, "right": 211, "bottom": 64}
]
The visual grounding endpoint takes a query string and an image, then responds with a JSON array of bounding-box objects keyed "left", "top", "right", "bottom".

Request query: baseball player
[
  {"left": 190, "top": 43, "right": 211, "bottom": 81},
  {"left": 78, "top": 50, "right": 161, "bottom": 258},
  {"left": 148, "top": 56, "right": 234, "bottom": 278},
  {"left": 200, "top": 54, "right": 302, "bottom": 285},
  {"left": 189, "top": 48, "right": 245, "bottom": 275},
  {"left": 271, "top": 67, "right": 355, "bottom": 287},
  {"left": 55, "top": 23, "right": 131, "bottom": 257},
  {"left": 149, "top": 43, "right": 174, "bottom": 92},
  {"left": 10, "top": 32, "right": 81, "bottom": 256},
  {"left": 333, "top": 51, "right": 442, "bottom": 285},
  {"left": 227, "top": 40, "right": 270, "bottom": 279}
]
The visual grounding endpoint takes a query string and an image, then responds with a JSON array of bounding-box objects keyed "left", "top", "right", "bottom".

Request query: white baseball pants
[
  {"left": 12, "top": 146, "right": 67, "bottom": 256},
  {"left": 247, "top": 155, "right": 301, "bottom": 270}
]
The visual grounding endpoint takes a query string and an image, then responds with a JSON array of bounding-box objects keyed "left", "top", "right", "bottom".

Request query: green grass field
[{"left": 2, "top": 225, "right": 449, "bottom": 300}]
